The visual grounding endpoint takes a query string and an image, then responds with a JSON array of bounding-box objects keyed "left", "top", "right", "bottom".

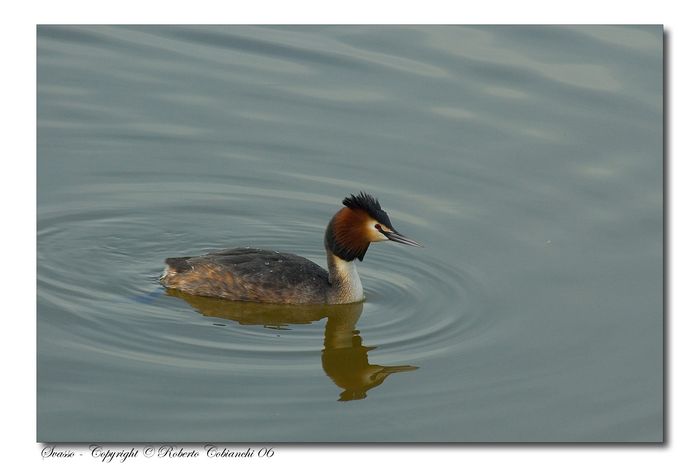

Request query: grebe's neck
[
  {"left": 323, "top": 209, "right": 369, "bottom": 304},
  {"left": 326, "top": 249, "right": 364, "bottom": 304}
]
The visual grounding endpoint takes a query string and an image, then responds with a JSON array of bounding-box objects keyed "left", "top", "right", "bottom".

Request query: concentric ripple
[{"left": 38, "top": 173, "right": 493, "bottom": 375}]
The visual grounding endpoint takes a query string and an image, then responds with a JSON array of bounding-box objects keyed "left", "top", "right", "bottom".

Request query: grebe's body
[
  {"left": 160, "top": 193, "right": 420, "bottom": 305},
  {"left": 160, "top": 247, "right": 363, "bottom": 304}
]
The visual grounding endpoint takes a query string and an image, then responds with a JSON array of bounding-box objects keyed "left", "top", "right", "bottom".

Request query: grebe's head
[{"left": 325, "top": 192, "right": 421, "bottom": 262}]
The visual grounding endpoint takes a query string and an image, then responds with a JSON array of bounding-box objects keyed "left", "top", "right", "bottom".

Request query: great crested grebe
[{"left": 160, "top": 193, "right": 421, "bottom": 305}]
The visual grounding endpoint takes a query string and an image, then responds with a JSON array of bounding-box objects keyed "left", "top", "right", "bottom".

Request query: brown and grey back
[{"left": 160, "top": 248, "right": 332, "bottom": 304}]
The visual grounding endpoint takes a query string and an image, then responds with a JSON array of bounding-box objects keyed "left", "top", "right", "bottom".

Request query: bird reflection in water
[{"left": 167, "top": 289, "right": 418, "bottom": 401}]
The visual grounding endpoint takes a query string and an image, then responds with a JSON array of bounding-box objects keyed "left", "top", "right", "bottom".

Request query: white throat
[{"left": 327, "top": 253, "right": 364, "bottom": 304}]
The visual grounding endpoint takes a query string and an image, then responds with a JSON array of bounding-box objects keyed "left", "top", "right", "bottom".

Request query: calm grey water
[{"left": 37, "top": 25, "right": 663, "bottom": 442}]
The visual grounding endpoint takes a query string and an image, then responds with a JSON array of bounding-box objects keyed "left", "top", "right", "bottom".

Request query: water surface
[{"left": 37, "top": 25, "right": 663, "bottom": 442}]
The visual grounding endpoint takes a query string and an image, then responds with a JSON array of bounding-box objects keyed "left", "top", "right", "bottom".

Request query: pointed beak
[{"left": 384, "top": 230, "right": 422, "bottom": 247}]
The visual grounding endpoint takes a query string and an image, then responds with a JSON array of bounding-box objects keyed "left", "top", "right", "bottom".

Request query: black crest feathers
[{"left": 342, "top": 192, "right": 393, "bottom": 228}]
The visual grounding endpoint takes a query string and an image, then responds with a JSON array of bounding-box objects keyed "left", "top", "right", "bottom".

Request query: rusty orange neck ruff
[{"left": 324, "top": 207, "right": 372, "bottom": 262}]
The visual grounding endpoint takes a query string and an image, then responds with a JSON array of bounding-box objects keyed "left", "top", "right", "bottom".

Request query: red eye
[{"left": 375, "top": 224, "right": 381, "bottom": 230}]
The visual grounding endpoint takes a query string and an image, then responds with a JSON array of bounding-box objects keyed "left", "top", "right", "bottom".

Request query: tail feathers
[
  {"left": 160, "top": 257, "right": 193, "bottom": 285},
  {"left": 165, "top": 257, "right": 193, "bottom": 273}
]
